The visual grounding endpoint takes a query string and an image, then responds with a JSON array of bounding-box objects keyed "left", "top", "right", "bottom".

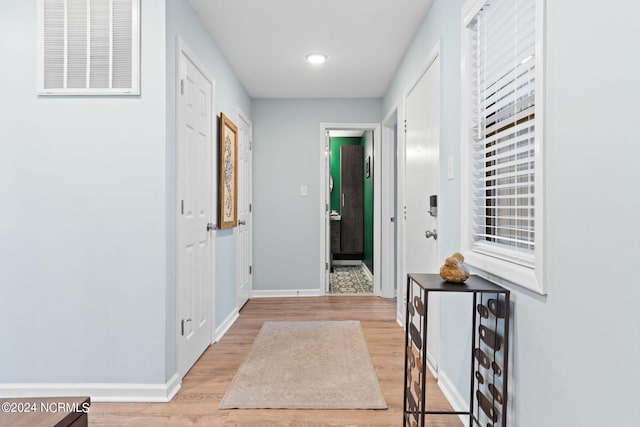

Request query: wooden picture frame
[{"left": 218, "top": 113, "right": 238, "bottom": 229}]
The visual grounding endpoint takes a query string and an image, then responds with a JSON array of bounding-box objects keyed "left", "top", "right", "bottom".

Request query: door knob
[
  {"left": 238, "top": 220, "right": 246, "bottom": 225},
  {"left": 425, "top": 229, "right": 438, "bottom": 240},
  {"left": 207, "top": 223, "right": 217, "bottom": 231}
]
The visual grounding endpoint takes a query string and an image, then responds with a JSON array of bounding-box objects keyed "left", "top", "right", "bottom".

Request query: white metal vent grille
[{"left": 37, "top": 0, "right": 140, "bottom": 95}]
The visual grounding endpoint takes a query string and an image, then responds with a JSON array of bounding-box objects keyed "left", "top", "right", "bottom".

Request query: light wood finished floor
[{"left": 90, "top": 296, "right": 463, "bottom": 426}]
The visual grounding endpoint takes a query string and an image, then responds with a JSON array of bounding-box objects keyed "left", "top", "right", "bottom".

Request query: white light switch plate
[
  {"left": 300, "top": 185, "right": 308, "bottom": 197},
  {"left": 447, "top": 157, "right": 454, "bottom": 180}
]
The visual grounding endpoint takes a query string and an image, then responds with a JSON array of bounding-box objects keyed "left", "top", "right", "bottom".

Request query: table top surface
[{"left": 408, "top": 273, "right": 509, "bottom": 293}]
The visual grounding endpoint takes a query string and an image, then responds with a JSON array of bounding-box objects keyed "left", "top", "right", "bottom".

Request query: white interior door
[
  {"left": 177, "top": 40, "right": 215, "bottom": 378},
  {"left": 405, "top": 52, "right": 441, "bottom": 374},
  {"left": 236, "top": 112, "right": 252, "bottom": 309}
]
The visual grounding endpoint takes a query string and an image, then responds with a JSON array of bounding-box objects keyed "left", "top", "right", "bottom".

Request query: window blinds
[
  {"left": 38, "top": 0, "right": 139, "bottom": 95},
  {"left": 471, "top": 0, "right": 536, "bottom": 267}
]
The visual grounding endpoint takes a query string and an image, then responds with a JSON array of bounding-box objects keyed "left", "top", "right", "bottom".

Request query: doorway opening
[
  {"left": 327, "top": 130, "right": 373, "bottom": 295},
  {"left": 319, "top": 123, "right": 384, "bottom": 297}
]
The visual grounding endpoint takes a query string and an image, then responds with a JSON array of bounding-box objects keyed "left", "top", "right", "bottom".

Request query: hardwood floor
[{"left": 90, "top": 296, "right": 463, "bottom": 426}]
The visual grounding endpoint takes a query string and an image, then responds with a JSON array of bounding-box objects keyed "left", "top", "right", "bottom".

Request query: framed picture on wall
[{"left": 218, "top": 113, "right": 238, "bottom": 229}]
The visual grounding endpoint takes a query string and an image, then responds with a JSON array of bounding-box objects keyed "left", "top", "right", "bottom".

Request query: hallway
[{"left": 89, "top": 297, "right": 462, "bottom": 426}]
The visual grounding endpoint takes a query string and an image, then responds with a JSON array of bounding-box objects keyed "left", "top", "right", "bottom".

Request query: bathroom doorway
[{"left": 319, "top": 123, "right": 381, "bottom": 296}]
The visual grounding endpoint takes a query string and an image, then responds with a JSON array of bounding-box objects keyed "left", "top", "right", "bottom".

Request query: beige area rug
[{"left": 218, "top": 320, "right": 387, "bottom": 410}]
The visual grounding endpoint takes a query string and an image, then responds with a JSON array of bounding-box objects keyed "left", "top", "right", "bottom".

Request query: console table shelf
[{"left": 403, "top": 274, "right": 510, "bottom": 427}]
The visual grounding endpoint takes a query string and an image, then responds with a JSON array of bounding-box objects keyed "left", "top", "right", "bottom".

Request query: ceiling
[{"left": 187, "top": 0, "right": 434, "bottom": 99}]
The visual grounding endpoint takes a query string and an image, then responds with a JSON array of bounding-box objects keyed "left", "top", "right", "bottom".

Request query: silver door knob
[
  {"left": 238, "top": 220, "right": 246, "bottom": 225},
  {"left": 425, "top": 229, "right": 438, "bottom": 240},
  {"left": 207, "top": 223, "right": 217, "bottom": 231}
]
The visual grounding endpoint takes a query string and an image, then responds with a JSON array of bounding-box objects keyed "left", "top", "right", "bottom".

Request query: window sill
[{"left": 462, "top": 250, "right": 545, "bottom": 295}]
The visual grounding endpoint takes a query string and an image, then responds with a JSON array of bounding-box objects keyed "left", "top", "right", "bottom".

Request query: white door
[
  {"left": 236, "top": 113, "right": 252, "bottom": 309},
  {"left": 177, "top": 41, "right": 215, "bottom": 378},
  {"left": 405, "top": 53, "right": 441, "bottom": 374}
]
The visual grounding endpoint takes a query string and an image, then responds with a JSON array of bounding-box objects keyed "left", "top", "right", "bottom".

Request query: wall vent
[{"left": 37, "top": 0, "right": 140, "bottom": 95}]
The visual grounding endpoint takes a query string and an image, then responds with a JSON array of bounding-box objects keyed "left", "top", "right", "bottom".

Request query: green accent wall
[
  {"left": 329, "top": 135, "right": 374, "bottom": 274},
  {"left": 362, "top": 132, "right": 374, "bottom": 274},
  {"left": 329, "top": 137, "right": 361, "bottom": 212}
]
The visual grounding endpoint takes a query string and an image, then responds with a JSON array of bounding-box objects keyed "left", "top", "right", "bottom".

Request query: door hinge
[
  {"left": 181, "top": 200, "right": 184, "bottom": 215},
  {"left": 249, "top": 265, "right": 253, "bottom": 275},
  {"left": 326, "top": 262, "right": 329, "bottom": 271},
  {"left": 249, "top": 141, "right": 252, "bottom": 151},
  {"left": 249, "top": 203, "right": 252, "bottom": 213},
  {"left": 326, "top": 203, "right": 329, "bottom": 213},
  {"left": 404, "top": 119, "right": 407, "bottom": 134},
  {"left": 180, "top": 79, "right": 184, "bottom": 95},
  {"left": 181, "top": 318, "right": 192, "bottom": 336}
]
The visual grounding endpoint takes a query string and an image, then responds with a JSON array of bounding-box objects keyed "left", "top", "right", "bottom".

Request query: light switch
[
  {"left": 447, "top": 156, "right": 454, "bottom": 180},
  {"left": 300, "top": 185, "right": 308, "bottom": 197}
]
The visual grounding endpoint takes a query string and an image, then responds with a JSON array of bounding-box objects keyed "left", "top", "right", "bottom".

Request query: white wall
[
  {"left": 251, "top": 99, "right": 381, "bottom": 292},
  {"left": 0, "top": 0, "right": 168, "bottom": 384},
  {"left": 385, "top": 0, "right": 640, "bottom": 425}
]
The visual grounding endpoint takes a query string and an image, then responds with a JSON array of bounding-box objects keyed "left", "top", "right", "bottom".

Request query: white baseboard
[
  {"left": 332, "top": 260, "right": 361, "bottom": 266},
  {"left": 397, "top": 310, "right": 404, "bottom": 328},
  {"left": 251, "top": 289, "right": 320, "bottom": 298},
  {"left": 214, "top": 309, "right": 239, "bottom": 342},
  {"left": 0, "top": 374, "right": 181, "bottom": 403},
  {"left": 361, "top": 263, "right": 373, "bottom": 280},
  {"left": 437, "top": 370, "right": 470, "bottom": 427}
]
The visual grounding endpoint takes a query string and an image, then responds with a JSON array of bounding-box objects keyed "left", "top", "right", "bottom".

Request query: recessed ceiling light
[{"left": 305, "top": 52, "right": 328, "bottom": 65}]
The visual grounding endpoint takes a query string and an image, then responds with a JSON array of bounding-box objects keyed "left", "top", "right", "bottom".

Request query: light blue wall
[
  {"left": 165, "top": 0, "right": 252, "bottom": 367},
  {"left": 0, "top": 0, "right": 251, "bottom": 387},
  {"left": 252, "top": 99, "right": 382, "bottom": 291},
  {"left": 0, "top": 0, "right": 168, "bottom": 383},
  {"left": 386, "top": 0, "right": 640, "bottom": 425}
]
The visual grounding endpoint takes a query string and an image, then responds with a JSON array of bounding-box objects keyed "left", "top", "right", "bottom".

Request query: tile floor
[{"left": 330, "top": 265, "right": 373, "bottom": 294}]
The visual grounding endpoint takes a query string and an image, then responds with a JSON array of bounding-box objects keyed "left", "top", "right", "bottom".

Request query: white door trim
[
  {"left": 381, "top": 106, "right": 399, "bottom": 303},
  {"left": 175, "top": 37, "right": 216, "bottom": 378},
  {"left": 319, "top": 123, "right": 382, "bottom": 296}
]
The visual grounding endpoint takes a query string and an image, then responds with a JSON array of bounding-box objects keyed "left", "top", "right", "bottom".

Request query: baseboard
[
  {"left": 361, "top": 263, "right": 373, "bottom": 280},
  {"left": 0, "top": 374, "right": 181, "bottom": 403},
  {"left": 215, "top": 309, "right": 239, "bottom": 342},
  {"left": 437, "top": 370, "right": 470, "bottom": 427},
  {"left": 332, "top": 260, "right": 361, "bottom": 266},
  {"left": 251, "top": 289, "right": 320, "bottom": 298}
]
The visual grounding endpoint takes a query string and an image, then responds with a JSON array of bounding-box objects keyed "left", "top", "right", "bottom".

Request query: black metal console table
[{"left": 403, "top": 273, "right": 510, "bottom": 427}]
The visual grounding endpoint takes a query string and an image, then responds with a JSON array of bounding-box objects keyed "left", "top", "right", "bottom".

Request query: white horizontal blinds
[
  {"left": 472, "top": 0, "right": 536, "bottom": 267},
  {"left": 40, "top": 0, "right": 139, "bottom": 94}
]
